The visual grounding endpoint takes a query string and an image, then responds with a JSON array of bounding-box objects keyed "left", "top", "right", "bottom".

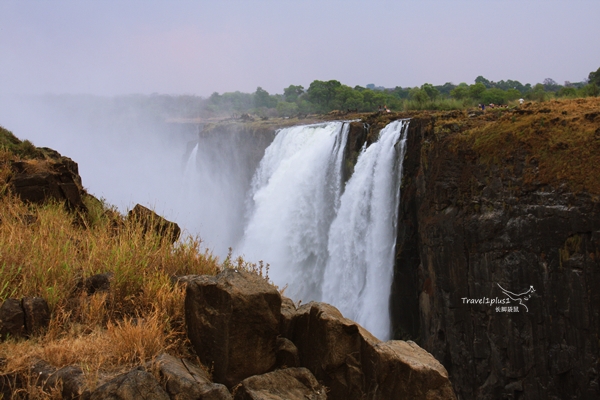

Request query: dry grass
[
  {"left": 0, "top": 153, "right": 222, "bottom": 396},
  {"left": 453, "top": 97, "right": 600, "bottom": 194}
]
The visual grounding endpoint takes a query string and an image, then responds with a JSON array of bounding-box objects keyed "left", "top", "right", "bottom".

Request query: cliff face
[{"left": 393, "top": 101, "right": 600, "bottom": 399}]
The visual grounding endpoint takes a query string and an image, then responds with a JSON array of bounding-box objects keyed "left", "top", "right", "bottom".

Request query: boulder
[
  {"left": 128, "top": 204, "right": 181, "bottom": 244},
  {"left": 21, "top": 297, "right": 50, "bottom": 336},
  {"left": 89, "top": 368, "right": 169, "bottom": 400},
  {"left": 367, "top": 340, "right": 456, "bottom": 400},
  {"left": 0, "top": 372, "right": 21, "bottom": 399},
  {"left": 9, "top": 159, "right": 87, "bottom": 211},
  {"left": 288, "top": 302, "right": 456, "bottom": 400},
  {"left": 0, "top": 298, "right": 25, "bottom": 340},
  {"left": 185, "top": 269, "right": 281, "bottom": 388},
  {"left": 154, "top": 353, "right": 232, "bottom": 400},
  {"left": 274, "top": 337, "right": 299, "bottom": 369},
  {"left": 44, "top": 365, "right": 88, "bottom": 400},
  {"left": 279, "top": 296, "right": 296, "bottom": 337},
  {"left": 83, "top": 273, "right": 113, "bottom": 295},
  {"left": 233, "top": 367, "right": 326, "bottom": 400}
]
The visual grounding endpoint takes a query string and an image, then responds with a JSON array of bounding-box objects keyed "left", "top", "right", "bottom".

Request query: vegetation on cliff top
[{"left": 449, "top": 97, "right": 600, "bottom": 195}]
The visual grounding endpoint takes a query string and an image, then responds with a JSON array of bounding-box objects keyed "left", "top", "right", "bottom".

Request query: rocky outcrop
[
  {"left": 0, "top": 298, "right": 25, "bottom": 340},
  {"left": 185, "top": 269, "right": 281, "bottom": 388},
  {"left": 233, "top": 367, "right": 326, "bottom": 400},
  {"left": 128, "top": 204, "right": 181, "bottom": 244},
  {"left": 393, "top": 114, "right": 600, "bottom": 399},
  {"left": 8, "top": 158, "right": 87, "bottom": 212},
  {"left": 0, "top": 359, "right": 89, "bottom": 400},
  {"left": 0, "top": 297, "right": 50, "bottom": 339},
  {"left": 89, "top": 368, "right": 169, "bottom": 400},
  {"left": 185, "top": 269, "right": 457, "bottom": 399},
  {"left": 154, "top": 353, "right": 232, "bottom": 400},
  {"left": 287, "top": 302, "right": 455, "bottom": 400}
]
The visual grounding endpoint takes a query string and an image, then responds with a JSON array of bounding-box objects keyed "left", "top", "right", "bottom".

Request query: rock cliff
[{"left": 392, "top": 99, "right": 600, "bottom": 399}]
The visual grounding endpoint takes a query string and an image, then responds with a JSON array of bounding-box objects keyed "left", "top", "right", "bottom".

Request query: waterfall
[
  {"left": 322, "top": 119, "right": 408, "bottom": 340},
  {"left": 238, "top": 121, "right": 349, "bottom": 301},
  {"left": 236, "top": 119, "right": 409, "bottom": 340}
]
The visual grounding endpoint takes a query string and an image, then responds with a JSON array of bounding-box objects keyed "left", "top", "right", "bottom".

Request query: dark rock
[
  {"left": 395, "top": 118, "right": 600, "bottom": 399},
  {"left": 274, "top": 337, "right": 299, "bottom": 369},
  {"left": 89, "top": 368, "right": 169, "bottom": 400},
  {"left": 9, "top": 158, "right": 87, "bottom": 211},
  {"left": 368, "top": 340, "right": 456, "bottom": 400},
  {"left": 84, "top": 273, "right": 113, "bottom": 295},
  {"left": 233, "top": 367, "right": 326, "bottom": 400},
  {"left": 185, "top": 269, "right": 281, "bottom": 388},
  {"left": 21, "top": 297, "right": 50, "bottom": 336},
  {"left": 154, "top": 353, "right": 232, "bottom": 400},
  {"left": 45, "top": 365, "right": 88, "bottom": 400},
  {"left": 288, "top": 302, "right": 456, "bottom": 400},
  {"left": 30, "top": 358, "right": 56, "bottom": 386},
  {"left": 279, "top": 296, "right": 296, "bottom": 337},
  {"left": 128, "top": 204, "right": 181, "bottom": 244},
  {"left": 0, "top": 298, "right": 25, "bottom": 340},
  {"left": 0, "top": 372, "right": 22, "bottom": 399}
]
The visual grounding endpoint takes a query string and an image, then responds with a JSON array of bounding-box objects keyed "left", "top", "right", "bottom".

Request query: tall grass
[{"left": 0, "top": 156, "right": 223, "bottom": 395}]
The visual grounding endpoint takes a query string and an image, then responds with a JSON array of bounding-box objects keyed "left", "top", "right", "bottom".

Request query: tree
[
  {"left": 254, "top": 87, "right": 276, "bottom": 108},
  {"left": 276, "top": 101, "right": 299, "bottom": 117},
  {"left": 481, "top": 88, "right": 507, "bottom": 105},
  {"left": 307, "top": 80, "right": 342, "bottom": 111},
  {"left": 283, "top": 85, "right": 304, "bottom": 102},
  {"left": 475, "top": 76, "right": 493, "bottom": 89},
  {"left": 421, "top": 83, "right": 440, "bottom": 101},
  {"left": 557, "top": 87, "right": 577, "bottom": 98},
  {"left": 409, "top": 88, "right": 428, "bottom": 104},
  {"left": 450, "top": 83, "right": 469, "bottom": 100},
  {"left": 526, "top": 84, "right": 547, "bottom": 102},
  {"left": 582, "top": 83, "right": 599, "bottom": 97},
  {"left": 542, "top": 78, "right": 561, "bottom": 92},
  {"left": 469, "top": 83, "right": 486, "bottom": 101},
  {"left": 332, "top": 85, "right": 364, "bottom": 110},
  {"left": 589, "top": 67, "right": 600, "bottom": 87},
  {"left": 436, "top": 82, "right": 456, "bottom": 96}
]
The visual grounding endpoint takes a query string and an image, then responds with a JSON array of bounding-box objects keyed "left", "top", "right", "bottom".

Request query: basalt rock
[
  {"left": 21, "top": 297, "right": 50, "bottom": 336},
  {"left": 233, "top": 367, "right": 326, "bottom": 400},
  {"left": 89, "top": 367, "right": 169, "bottom": 400},
  {"left": 393, "top": 116, "right": 600, "bottom": 399},
  {"left": 0, "top": 298, "right": 25, "bottom": 340},
  {"left": 287, "top": 302, "right": 456, "bottom": 400},
  {"left": 154, "top": 353, "right": 232, "bottom": 400},
  {"left": 8, "top": 158, "right": 87, "bottom": 212},
  {"left": 0, "top": 297, "right": 50, "bottom": 340},
  {"left": 185, "top": 269, "right": 281, "bottom": 388},
  {"left": 128, "top": 204, "right": 181, "bottom": 244}
]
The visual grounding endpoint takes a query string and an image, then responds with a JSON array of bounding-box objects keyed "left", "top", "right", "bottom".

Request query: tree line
[{"left": 204, "top": 66, "right": 600, "bottom": 118}]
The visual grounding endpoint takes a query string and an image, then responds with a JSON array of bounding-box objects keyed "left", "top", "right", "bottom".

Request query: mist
[{"left": 0, "top": 93, "right": 253, "bottom": 257}]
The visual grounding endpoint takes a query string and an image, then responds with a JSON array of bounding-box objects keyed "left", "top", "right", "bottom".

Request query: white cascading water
[
  {"left": 322, "top": 119, "right": 408, "bottom": 340},
  {"left": 238, "top": 122, "right": 349, "bottom": 302},
  {"left": 237, "top": 119, "right": 409, "bottom": 340}
]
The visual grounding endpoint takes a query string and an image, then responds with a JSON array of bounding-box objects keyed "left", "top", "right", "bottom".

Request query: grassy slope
[{"left": 0, "top": 125, "right": 235, "bottom": 396}]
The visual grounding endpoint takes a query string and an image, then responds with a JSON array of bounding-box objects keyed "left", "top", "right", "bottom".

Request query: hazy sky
[{"left": 2, "top": 0, "right": 599, "bottom": 97}]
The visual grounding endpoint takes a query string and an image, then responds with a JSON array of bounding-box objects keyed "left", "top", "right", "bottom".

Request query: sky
[{"left": 2, "top": 0, "right": 599, "bottom": 97}]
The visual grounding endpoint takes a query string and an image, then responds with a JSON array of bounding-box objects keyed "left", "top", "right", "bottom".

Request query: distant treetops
[{"left": 205, "top": 67, "right": 600, "bottom": 117}]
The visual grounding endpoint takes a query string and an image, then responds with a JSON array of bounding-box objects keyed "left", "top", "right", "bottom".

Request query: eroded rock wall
[{"left": 394, "top": 115, "right": 600, "bottom": 399}]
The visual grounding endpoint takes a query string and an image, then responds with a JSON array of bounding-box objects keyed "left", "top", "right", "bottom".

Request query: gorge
[
  {"left": 2, "top": 96, "right": 599, "bottom": 399},
  {"left": 181, "top": 99, "right": 600, "bottom": 399}
]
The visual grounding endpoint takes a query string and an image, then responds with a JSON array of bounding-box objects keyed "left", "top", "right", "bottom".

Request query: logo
[
  {"left": 496, "top": 283, "right": 535, "bottom": 312},
  {"left": 461, "top": 283, "right": 535, "bottom": 313}
]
